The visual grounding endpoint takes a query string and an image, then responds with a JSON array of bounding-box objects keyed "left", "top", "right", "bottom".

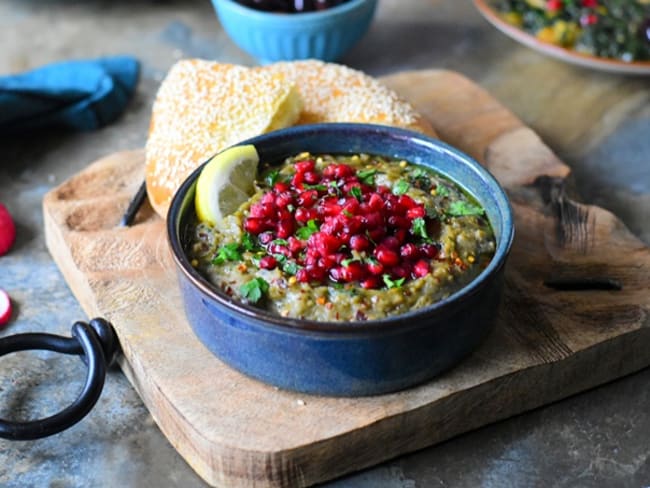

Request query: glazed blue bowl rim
[
  {"left": 214, "top": 0, "right": 375, "bottom": 22},
  {"left": 167, "top": 123, "right": 514, "bottom": 335}
]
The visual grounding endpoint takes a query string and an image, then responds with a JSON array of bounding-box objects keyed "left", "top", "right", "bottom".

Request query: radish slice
[
  {"left": 0, "top": 289, "right": 12, "bottom": 326},
  {"left": 0, "top": 203, "right": 16, "bottom": 256}
]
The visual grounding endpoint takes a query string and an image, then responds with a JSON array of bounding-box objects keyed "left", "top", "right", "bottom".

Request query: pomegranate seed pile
[{"left": 242, "top": 157, "right": 439, "bottom": 290}]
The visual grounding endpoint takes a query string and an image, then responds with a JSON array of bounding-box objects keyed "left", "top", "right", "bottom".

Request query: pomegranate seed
[
  {"left": 318, "top": 255, "right": 336, "bottom": 269},
  {"left": 391, "top": 263, "right": 412, "bottom": 279},
  {"left": 367, "top": 227, "right": 386, "bottom": 242},
  {"left": 276, "top": 219, "right": 295, "bottom": 239},
  {"left": 259, "top": 255, "right": 278, "bottom": 270},
  {"left": 277, "top": 208, "right": 292, "bottom": 221},
  {"left": 381, "top": 236, "right": 400, "bottom": 251},
  {"left": 295, "top": 207, "right": 318, "bottom": 223},
  {"left": 275, "top": 192, "right": 293, "bottom": 208},
  {"left": 395, "top": 229, "right": 408, "bottom": 243},
  {"left": 303, "top": 171, "right": 320, "bottom": 184},
  {"left": 262, "top": 192, "right": 276, "bottom": 205},
  {"left": 307, "top": 265, "right": 327, "bottom": 281},
  {"left": 333, "top": 164, "right": 355, "bottom": 178},
  {"left": 368, "top": 193, "right": 384, "bottom": 211},
  {"left": 375, "top": 247, "right": 400, "bottom": 267},
  {"left": 292, "top": 172, "right": 304, "bottom": 187},
  {"left": 288, "top": 236, "right": 303, "bottom": 253},
  {"left": 400, "top": 243, "right": 419, "bottom": 259},
  {"left": 244, "top": 218, "right": 267, "bottom": 234},
  {"left": 366, "top": 259, "right": 384, "bottom": 275},
  {"left": 297, "top": 190, "right": 318, "bottom": 207},
  {"left": 296, "top": 269, "right": 310, "bottom": 283},
  {"left": 413, "top": 260, "right": 430, "bottom": 278},
  {"left": 360, "top": 276, "right": 381, "bottom": 289},
  {"left": 406, "top": 206, "right": 426, "bottom": 219},
  {"left": 268, "top": 243, "right": 289, "bottom": 255},
  {"left": 398, "top": 195, "right": 417, "bottom": 209},
  {"left": 387, "top": 215, "right": 410, "bottom": 229},
  {"left": 273, "top": 181, "right": 290, "bottom": 193},
  {"left": 340, "top": 262, "right": 366, "bottom": 282},
  {"left": 342, "top": 198, "right": 360, "bottom": 214},
  {"left": 362, "top": 212, "right": 383, "bottom": 228},
  {"left": 349, "top": 234, "right": 370, "bottom": 251},
  {"left": 258, "top": 231, "right": 274, "bottom": 245},
  {"left": 420, "top": 243, "right": 439, "bottom": 258},
  {"left": 295, "top": 160, "right": 315, "bottom": 173},
  {"left": 329, "top": 267, "right": 344, "bottom": 282}
]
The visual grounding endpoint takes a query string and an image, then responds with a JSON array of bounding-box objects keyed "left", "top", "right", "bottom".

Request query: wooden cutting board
[{"left": 43, "top": 70, "right": 650, "bottom": 488}]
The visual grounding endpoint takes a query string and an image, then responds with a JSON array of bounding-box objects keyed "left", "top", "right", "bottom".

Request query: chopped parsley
[
  {"left": 303, "top": 183, "right": 328, "bottom": 191},
  {"left": 392, "top": 179, "right": 410, "bottom": 196},
  {"left": 271, "top": 238, "right": 289, "bottom": 246},
  {"left": 240, "top": 232, "right": 258, "bottom": 252},
  {"left": 446, "top": 201, "right": 485, "bottom": 217},
  {"left": 239, "top": 277, "right": 269, "bottom": 303},
  {"left": 411, "top": 217, "right": 430, "bottom": 241},
  {"left": 296, "top": 219, "right": 320, "bottom": 240},
  {"left": 410, "top": 167, "right": 431, "bottom": 188},
  {"left": 282, "top": 260, "right": 301, "bottom": 275},
  {"left": 350, "top": 186, "right": 363, "bottom": 201},
  {"left": 436, "top": 184, "right": 450, "bottom": 197},
  {"left": 357, "top": 168, "right": 377, "bottom": 185},
  {"left": 212, "top": 243, "right": 242, "bottom": 265},
  {"left": 265, "top": 169, "right": 281, "bottom": 187},
  {"left": 383, "top": 274, "right": 406, "bottom": 289}
]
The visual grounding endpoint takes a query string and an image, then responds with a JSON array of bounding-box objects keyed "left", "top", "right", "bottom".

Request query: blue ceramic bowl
[
  {"left": 168, "top": 123, "right": 514, "bottom": 397},
  {"left": 211, "top": 0, "right": 378, "bottom": 64}
]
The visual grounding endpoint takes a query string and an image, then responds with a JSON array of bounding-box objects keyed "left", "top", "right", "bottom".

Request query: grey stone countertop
[{"left": 1, "top": 0, "right": 649, "bottom": 486}]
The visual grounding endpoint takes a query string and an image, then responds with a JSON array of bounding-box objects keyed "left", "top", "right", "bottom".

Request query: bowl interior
[{"left": 169, "top": 123, "right": 514, "bottom": 332}]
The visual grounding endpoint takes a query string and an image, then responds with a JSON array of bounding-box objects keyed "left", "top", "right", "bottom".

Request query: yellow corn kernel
[{"left": 288, "top": 276, "right": 297, "bottom": 285}]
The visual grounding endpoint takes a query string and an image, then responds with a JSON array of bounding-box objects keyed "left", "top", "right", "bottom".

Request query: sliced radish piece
[
  {"left": 0, "top": 289, "right": 12, "bottom": 326},
  {"left": 0, "top": 203, "right": 16, "bottom": 256}
]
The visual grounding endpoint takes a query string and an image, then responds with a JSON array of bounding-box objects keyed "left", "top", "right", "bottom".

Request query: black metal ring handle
[{"left": 0, "top": 318, "right": 118, "bottom": 440}]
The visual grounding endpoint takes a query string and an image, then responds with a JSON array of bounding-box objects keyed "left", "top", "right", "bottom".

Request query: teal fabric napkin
[{"left": 0, "top": 55, "right": 140, "bottom": 133}]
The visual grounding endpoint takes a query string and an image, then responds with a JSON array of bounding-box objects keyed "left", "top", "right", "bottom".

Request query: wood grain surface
[{"left": 42, "top": 70, "right": 650, "bottom": 488}]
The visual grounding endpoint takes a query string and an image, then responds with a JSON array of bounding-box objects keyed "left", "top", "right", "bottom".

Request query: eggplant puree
[{"left": 188, "top": 153, "right": 496, "bottom": 322}]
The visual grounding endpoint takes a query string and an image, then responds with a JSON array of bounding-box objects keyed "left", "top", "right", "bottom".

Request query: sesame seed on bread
[
  {"left": 145, "top": 59, "right": 435, "bottom": 219},
  {"left": 265, "top": 60, "right": 435, "bottom": 136},
  {"left": 145, "top": 59, "right": 302, "bottom": 217}
]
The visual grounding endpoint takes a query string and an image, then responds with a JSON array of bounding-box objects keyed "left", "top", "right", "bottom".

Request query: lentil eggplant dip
[{"left": 187, "top": 153, "right": 496, "bottom": 322}]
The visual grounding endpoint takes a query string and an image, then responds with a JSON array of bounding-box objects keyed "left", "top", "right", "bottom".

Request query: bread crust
[{"left": 145, "top": 59, "right": 436, "bottom": 218}]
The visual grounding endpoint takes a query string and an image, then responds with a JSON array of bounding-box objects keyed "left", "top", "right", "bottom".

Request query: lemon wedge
[{"left": 195, "top": 144, "right": 259, "bottom": 227}]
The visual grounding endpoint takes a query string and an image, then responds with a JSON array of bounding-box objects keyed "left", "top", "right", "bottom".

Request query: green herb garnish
[
  {"left": 446, "top": 201, "right": 485, "bottom": 217},
  {"left": 329, "top": 180, "right": 342, "bottom": 195},
  {"left": 271, "top": 238, "right": 289, "bottom": 246},
  {"left": 392, "top": 179, "right": 410, "bottom": 196},
  {"left": 383, "top": 274, "right": 406, "bottom": 289},
  {"left": 303, "top": 183, "right": 328, "bottom": 191},
  {"left": 273, "top": 254, "right": 287, "bottom": 264},
  {"left": 296, "top": 219, "right": 320, "bottom": 240},
  {"left": 343, "top": 210, "right": 354, "bottom": 218},
  {"left": 239, "top": 277, "right": 269, "bottom": 303},
  {"left": 436, "top": 184, "right": 450, "bottom": 197},
  {"left": 411, "top": 217, "right": 429, "bottom": 241},
  {"left": 357, "top": 168, "right": 377, "bottom": 185},
  {"left": 410, "top": 167, "right": 431, "bottom": 188},
  {"left": 282, "top": 261, "right": 301, "bottom": 275},
  {"left": 241, "top": 232, "right": 257, "bottom": 252},
  {"left": 212, "top": 243, "right": 242, "bottom": 264},
  {"left": 265, "top": 169, "right": 281, "bottom": 188},
  {"left": 350, "top": 186, "right": 363, "bottom": 201}
]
